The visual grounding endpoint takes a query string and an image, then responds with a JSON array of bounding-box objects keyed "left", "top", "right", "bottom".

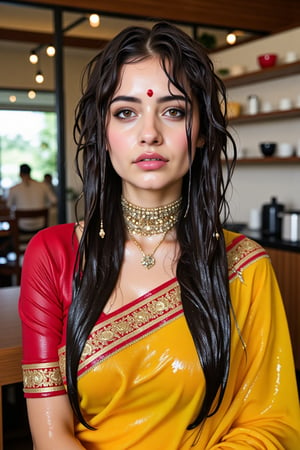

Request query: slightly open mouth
[{"left": 140, "top": 158, "right": 162, "bottom": 161}]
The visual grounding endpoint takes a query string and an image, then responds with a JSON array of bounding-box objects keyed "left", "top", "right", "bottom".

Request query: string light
[
  {"left": 28, "top": 90, "right": 36, "bottom": 99},
  {"left": 29, "top": 13, "right": 100, "bottom": 83},
  {"left": 226, "top": 32, "right": 237, "bottom": 45},
  {"left": 35, "top": 70, "right": 44, "bottom": 84},
  {"left": 46, "top": 45, "right": 56, "bottom": 57},
  {"left": 29, "top": 51, "right": 39, "bottom": 64},
  {"left": 89, "top": 13, "right": 100, "bottom": 28}
]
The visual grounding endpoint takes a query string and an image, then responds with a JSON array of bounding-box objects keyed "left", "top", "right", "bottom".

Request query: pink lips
[{"left": 134, "top": 153, "right": 168, "bottom": 170}]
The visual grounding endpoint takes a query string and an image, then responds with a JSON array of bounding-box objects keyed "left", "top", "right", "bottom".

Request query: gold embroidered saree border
[
  {"left": 22, "top": 361, "right": 65, "bottom": 396},
  {"left": 22, "top": 235, "right": 266, "bottom": 396},
  {"left": 59, "top": 280, "right": 182, "bottom": 381},
  {"left": 227, "top": 234, "right": 268, "bottom": 283}
]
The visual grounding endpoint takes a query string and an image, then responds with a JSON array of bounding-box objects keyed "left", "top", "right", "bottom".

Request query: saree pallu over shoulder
[{"left": 225, "top": 232, "right": 269, "bottom": 283}]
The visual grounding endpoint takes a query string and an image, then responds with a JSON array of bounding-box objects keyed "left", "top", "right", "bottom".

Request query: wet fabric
[{"left": 19, "top": 224, "right": 300, "bottom": 449}]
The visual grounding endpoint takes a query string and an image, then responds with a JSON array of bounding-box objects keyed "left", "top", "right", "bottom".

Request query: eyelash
[
  {"left": 114, "top": 109, "right": 135, "bottom": 119},
  {"left": 164, "top": 108, "right": 185, "bottom": 118},
  {"left": 113, "top": 107, "right": 186, "bottom": 120}
]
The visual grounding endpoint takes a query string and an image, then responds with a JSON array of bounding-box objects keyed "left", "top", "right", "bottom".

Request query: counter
[{"left": 225, "top": 223, "right": 300, "bottom": 253}]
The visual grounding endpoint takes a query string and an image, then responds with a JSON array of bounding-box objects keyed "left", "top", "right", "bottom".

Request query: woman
[{"left": 19, "top": 22, "right": 300, "bottom": 449}]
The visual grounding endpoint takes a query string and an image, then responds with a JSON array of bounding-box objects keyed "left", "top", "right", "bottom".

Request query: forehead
[
  {"left": 114, "top": 57, "right": 185, "bottom": 95},
  {"left": 117, "top": 57, "right": 165, "bottom": 86}
]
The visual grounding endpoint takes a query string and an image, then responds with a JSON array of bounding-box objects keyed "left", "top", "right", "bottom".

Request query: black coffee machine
[{"left": 261, "top": 197, "right": 284, "bottom": 238}]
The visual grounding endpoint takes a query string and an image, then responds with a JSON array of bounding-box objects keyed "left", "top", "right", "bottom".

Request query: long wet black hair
[{"left": 67, "top": 21, "right": 237, "bottom": 431}]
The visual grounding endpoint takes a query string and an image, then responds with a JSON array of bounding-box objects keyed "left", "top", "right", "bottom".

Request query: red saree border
[
  {"left": 102, "top": 277, "right": 178, "bottom": 318},
  {"left": 23, "top": 234, "right": 266, "bottom": 396},
  {"left": 58, "top": 279, "right": 182, "bottom": 381},
  {"left": 226, "top": 234, "right": 268, "bottom": 283}
]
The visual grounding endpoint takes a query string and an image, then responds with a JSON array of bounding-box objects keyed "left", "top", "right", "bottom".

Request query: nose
[{"left": 139, "top": 116, "right": 163, "bottom": 145}]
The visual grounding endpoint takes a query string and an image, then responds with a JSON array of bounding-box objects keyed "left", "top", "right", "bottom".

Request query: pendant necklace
[{"left": 129, "top": 230, "right": 169, "bottom": 269}]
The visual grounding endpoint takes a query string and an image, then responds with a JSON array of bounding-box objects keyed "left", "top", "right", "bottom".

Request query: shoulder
[
  {"left": 223, "top": 229, "right": 269, "bottom": 283},
  {"left": 27, "top": 223, "right": 78, "bottom": 255},
  {"left": 32, "top": 180, "right": 45, "bottom": 189},
  {"left": 22, "top": 223, "right": 79, "bottom": 283},
  {"left": 9, "top": 183, "right": 21, "bottom": 191}
]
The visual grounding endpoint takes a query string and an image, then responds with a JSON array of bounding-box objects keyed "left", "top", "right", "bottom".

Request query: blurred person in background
[{"left": 7, "top": 163, "right": 57, "bottom": 231}]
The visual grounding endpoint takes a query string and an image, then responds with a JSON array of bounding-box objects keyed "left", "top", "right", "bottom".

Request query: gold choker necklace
[{"left": 121, "top": 196, "right": 182, "bottom": 236}]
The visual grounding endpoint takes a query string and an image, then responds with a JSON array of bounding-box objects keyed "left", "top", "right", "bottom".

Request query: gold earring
[
  {"left": 99, "top": 220, "right": 105, "bottom": 238},
  {"left": 213, "top": 231, "right": 220, "bottom": 240}
]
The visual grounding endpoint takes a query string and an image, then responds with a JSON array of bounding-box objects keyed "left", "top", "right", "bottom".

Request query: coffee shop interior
[{"left": 0, "top": 0, "right": 300, "bottom": 448}]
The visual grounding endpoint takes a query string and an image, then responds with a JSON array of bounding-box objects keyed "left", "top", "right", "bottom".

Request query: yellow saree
[
  {"left": 22, "top": 228, "right": 300, "bottom": 449},
  {"left": 60, "top": 232, "right": 300, "bottom": 449}
]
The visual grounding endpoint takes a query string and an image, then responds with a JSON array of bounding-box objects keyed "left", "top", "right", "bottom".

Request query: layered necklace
[{"left": 121, "top": 196, "right": 182, "bottom": 269}]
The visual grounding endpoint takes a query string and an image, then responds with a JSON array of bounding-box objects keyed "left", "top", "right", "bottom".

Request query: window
[{"left": 0, "top": 89, "right": 57, "bottom": 195}]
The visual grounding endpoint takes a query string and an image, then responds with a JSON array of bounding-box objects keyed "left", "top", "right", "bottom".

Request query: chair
[
  {"left": 14, "top": 208, "right": 49, "bottom": 256},
  {"left": 0, "top": 209, "right": 49, "bottom": 285},
  {"left": 0, "top": 197, "right": 10, "bottom": 217},
  {"left": 0, "top": 215, "right": 21, "bottom": 285}
]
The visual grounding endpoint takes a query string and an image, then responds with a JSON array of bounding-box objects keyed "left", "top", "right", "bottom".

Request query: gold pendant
[{"left": 141, "top": 254, "right": 155, "bottom": 269}]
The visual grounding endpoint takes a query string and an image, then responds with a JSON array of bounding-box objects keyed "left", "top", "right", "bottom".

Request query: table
[{"left": 0, "top": 286, "right": 22, "bottom": 450}]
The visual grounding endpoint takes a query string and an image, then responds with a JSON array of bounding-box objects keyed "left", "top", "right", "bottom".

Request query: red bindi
[{"left": 147, "top": 89, "right": 153, "bottom": 97}]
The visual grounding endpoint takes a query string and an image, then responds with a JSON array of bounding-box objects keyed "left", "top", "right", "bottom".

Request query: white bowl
[{"left": 278, "top": 142, "right": 294, "bottom": 157}]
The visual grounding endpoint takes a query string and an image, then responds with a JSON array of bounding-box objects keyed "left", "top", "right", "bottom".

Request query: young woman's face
[{"left": 106, "top": 57, "right": 201, "bottom": 203}]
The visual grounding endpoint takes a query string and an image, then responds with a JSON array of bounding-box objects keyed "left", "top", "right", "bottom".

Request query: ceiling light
[
  {"left": 29, "top": 50, "right": 39, "bottom": 64},
  {"left": 226, "top": 32, "right": 237, "bottom": 45},
  {"left": 46, "top": 45, "right": 56, "bottom": 57},
  {"left": 35, "top": 71, "right": 44, "bottom": 84},
  {"left": 89, "top": 14, "right": 100, "bottom": 28},
  {"left": 28, "top": 90, "right": 36, "bottom": 99},
  {"left": 9, "top": 95, "right": 17, "bottom": 103}
]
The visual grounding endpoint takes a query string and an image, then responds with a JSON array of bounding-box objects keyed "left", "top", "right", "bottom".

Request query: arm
[
  {"left": 19, "top": 226, "right": 80, "bottom": 448},
  {"left": 43, "top": 182, "right": 57, "bottom": 206},
  {"left": 27, "top": 396, "right": 85, "bottom": 450},
  {"left": 6, "top": 187, "right": 14, "bottom": 208}
]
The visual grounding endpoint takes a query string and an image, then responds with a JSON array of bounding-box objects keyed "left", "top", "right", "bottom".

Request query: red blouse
[{"left": 19, "top": 223, "right": 78, "bottom": 396}]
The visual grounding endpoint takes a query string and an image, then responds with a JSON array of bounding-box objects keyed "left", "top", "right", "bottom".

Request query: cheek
[
  {"left": 106, "top": 126, "right": 122, "bottom": 152},
  {"left": 107, "top": 123, "right": 136, "bottom": 154},
  {"left": 167, "top": 132, "right": 190, "bottom": 162}
]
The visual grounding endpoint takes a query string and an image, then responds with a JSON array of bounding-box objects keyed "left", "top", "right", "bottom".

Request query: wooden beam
[
  {"left": 0, "top": 27, "right": 108, "bottom": 48},
  {"left": 15, "top": 0, "right": 300, "bottom": 33}
]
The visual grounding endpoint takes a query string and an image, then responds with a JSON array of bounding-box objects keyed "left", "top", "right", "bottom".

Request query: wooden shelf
[
  {"left": 229, "top": 108, "right": 300, "bottom": 124},
  {"left": 223, "top": 60, "right": 300, "bottom": 87},
  {"left": 235, "top": 156, "right": 300, "bottom": 165}
]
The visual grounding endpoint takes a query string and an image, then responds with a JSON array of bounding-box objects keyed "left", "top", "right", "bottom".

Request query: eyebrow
[{"left": 110, "top": 94, "right": 186, "bottom": 105}]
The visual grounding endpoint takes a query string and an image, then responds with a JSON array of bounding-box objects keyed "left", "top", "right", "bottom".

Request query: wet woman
[{"left": 19, "top": 21, "right": 300, "bottom": 449}]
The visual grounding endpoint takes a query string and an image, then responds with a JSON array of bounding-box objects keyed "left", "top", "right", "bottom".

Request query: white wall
[{"left": 212, "top": 27, "right": 300, "bottom": 224}]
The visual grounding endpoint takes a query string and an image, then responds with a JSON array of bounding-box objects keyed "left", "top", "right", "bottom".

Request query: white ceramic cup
[
  {"left": 248, "top": 208, "right": 261, "bottom": 230},
  {"left": 279, "top": 97, "right": 292, "bottom": 111},
  {"left": 285, "top": 51, "right": 298, "bottom": 63},
  {"left": 278, "top": 142, "right": 294, "bottom": 157}
]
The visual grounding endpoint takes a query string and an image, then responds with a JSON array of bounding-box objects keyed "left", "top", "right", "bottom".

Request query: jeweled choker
[{"left": 121, "top": 196, "right": 182, "bottom": 236}]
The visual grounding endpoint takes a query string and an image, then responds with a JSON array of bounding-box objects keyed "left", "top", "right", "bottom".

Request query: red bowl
[{"left": 258, "top": 53, "right": 277, "bottom": 69}]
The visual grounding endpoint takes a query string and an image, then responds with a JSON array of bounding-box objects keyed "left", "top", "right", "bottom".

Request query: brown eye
[
  {"left": 115, "top": 109, "right": 136, "bottom": 119},
  {"left": 164, "top": 108, "right": 185, "bottom": 118}
]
